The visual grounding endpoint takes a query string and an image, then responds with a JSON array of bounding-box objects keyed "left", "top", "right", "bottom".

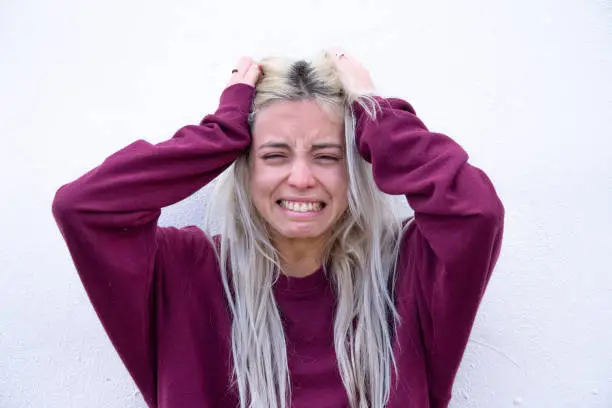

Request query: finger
[
  {"left": 326, "top": 47, "right": 350, "bottom": 62},
  {"left": 242, "top": 63, "right": 261, "bottom": 86},
  {"left": 233, "top": 57, "right": 253, "bottom": 75},
  {"left": 227, "top": 57, "right": 256, "bottom": 86},
  {"left": 326, "top": 46, "right": 345, "bottom": 55}
]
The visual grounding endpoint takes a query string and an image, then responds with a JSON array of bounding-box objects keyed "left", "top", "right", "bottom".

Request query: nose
[{"left": 287, "top": 160, "right": 316, "bottom": 189}]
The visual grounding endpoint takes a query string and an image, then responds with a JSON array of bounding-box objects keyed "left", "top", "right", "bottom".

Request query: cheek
[
  {"left": 318, "top": 167, "right": 349, "bottom": 201},
  {"left": 337, "top": 169, "right": 349, "bottom": 209},
  {"left": 250, "top": 163, "right": 280, "bottom": 201}
]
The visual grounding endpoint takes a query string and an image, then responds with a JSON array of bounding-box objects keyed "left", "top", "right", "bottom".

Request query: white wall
[{"left": 1, "top": 0, "right": 611, "bottom": 406}]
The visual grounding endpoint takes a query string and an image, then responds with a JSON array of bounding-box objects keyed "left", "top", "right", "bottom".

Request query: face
[{"left": 249, "top": 99, "right": 348, "bottom": 243}]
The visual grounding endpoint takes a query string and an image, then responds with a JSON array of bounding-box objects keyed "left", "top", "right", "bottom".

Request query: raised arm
[
  {"left": 328, "top": 47, "right": 504, "bottom": 405},
  {"left": 51, "top": 60, "right": 259, "bottom": 405},
  {"left": 353, "top": 97, "right": 504, "bottom": 404}
]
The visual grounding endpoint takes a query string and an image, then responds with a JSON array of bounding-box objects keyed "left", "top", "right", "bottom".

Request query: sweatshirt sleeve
[
  {"left": 353, "top": 98, "right": 505, "bottom": 404},
  {"left": 51, "top": 83, "right": 254, "bottom": 407}
]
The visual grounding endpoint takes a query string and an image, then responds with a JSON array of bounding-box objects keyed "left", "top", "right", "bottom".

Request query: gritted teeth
[{"left": 277, "top": 199, "right": 325, "bottom": 212}]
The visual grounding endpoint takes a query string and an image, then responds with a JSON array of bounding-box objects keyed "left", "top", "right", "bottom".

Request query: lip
[
  {"left": 277, "top": 204, "right": 325, "bottom": 219},
  {"left": 277, "top": 197, "right": 326, "bottom": 204},
  {"left": 276, "top": 199, "right": 326, "bottom": 219}
]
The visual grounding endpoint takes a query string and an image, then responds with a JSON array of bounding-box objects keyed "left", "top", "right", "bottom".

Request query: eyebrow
[{"left": 258, "top": 142, "right": 343, "bottom": 151}]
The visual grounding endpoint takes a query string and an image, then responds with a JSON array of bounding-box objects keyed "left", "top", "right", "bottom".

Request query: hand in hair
[
  {"left": 227, "top": 57, "right": 261, "bottom": 88},
  {"left": 326, "top": 47, "right": 376, "bottom": 95}
]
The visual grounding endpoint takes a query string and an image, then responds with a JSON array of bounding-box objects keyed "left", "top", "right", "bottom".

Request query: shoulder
[
  {"left": 153, "top": 227, "right": 230, "bottom": 323},
  {"left": 397, "top": 216, "right": 418, "bottom": 259},
  {"left": 154, "top": 225, "right": 218, "bottom": 272},
  {"left": 394, "top": 216, "right": 435, "bottom": 294}
]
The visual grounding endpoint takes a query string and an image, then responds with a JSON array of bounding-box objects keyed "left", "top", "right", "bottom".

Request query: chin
[{"left": 274, "top": 224, "right": 329, "bottom": 240}]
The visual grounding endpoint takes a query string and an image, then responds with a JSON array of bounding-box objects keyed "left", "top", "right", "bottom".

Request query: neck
[{"left": 272, "top": 234, "right": 327, "bottom": 278}]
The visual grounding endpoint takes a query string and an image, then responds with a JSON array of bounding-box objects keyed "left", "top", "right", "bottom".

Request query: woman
[{"left": 52, "top": 49, "right": 504, "bottom": 408}]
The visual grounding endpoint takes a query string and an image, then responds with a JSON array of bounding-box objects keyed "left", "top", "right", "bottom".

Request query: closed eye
[
  {"left": 262, "top": 154, "right": 287, "bottom": 160},
  {"left": 315, "top": 155, "right": 341, "bottom": 162}
]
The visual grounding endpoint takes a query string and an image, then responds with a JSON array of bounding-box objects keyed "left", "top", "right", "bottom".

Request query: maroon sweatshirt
[{"left": 52, "top": 83, "right": 504, "bottom": 408}]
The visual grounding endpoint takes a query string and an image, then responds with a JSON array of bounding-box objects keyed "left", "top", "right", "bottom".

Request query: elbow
[
  {"left": 481, "top": 195, "right": 505, "bottom": 277},
  {"left": 473, "top": 167, "right": 505, "bottom": 231},
  {"left": 51, "top": 183, "right": 79, "bottom": 224},
  {"left": 477, "top": 194, "right": 505, "bottom": 266},
  {"left": 483, "top": 194, "right": 505, "bottom": 230}
]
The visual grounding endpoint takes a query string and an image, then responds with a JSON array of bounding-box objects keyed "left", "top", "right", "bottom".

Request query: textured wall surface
[{"left": 1, "top": 0, "right": 611, "bottom": 406}]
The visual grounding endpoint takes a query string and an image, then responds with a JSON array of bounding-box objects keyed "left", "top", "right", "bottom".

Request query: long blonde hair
[{"left": 206, "top": 51, "right": 409, "bottom": 408}]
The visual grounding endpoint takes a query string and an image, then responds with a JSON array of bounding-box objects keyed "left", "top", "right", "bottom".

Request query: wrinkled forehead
[{"left": 251, "top": 99, "right": 345, "bottom": 148}]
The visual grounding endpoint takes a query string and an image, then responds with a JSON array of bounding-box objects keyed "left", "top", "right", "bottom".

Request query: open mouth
[{"left": 276, "top": 199, "right": 327, "bottom": 213}]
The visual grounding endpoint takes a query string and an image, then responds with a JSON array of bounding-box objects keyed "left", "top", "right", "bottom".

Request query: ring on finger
[{"left": 231, "top": 69, "right": 239, "bottom": 74}]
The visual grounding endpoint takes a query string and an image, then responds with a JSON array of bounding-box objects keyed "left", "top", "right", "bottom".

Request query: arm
[
  {"left": 51, "top": 82, "right": 254, "bottom": 406},
  {"left": 353, "top": 97, "right": 504, "bottom": 404}
]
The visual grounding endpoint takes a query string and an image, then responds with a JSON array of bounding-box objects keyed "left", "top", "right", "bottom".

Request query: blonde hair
[{"left": 206, "top": 51, "right": 409, "bottom": 408}]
